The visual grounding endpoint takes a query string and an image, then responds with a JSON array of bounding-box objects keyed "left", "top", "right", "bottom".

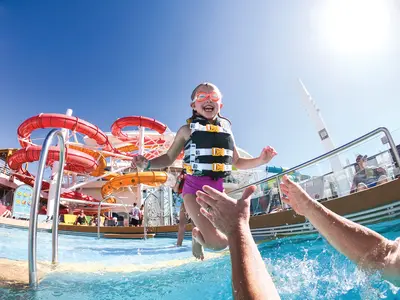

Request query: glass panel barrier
[{"left": 228, "top": 127, "right": 400, "bottom": 217}]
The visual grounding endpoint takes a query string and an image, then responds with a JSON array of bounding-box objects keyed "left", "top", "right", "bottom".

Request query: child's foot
[{"left": 192, "top": 227, "right": 205, "bottom": 260}]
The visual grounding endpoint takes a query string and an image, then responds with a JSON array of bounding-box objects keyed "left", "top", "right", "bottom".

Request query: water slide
[
  {"left": 7, "top": 113, "right": 177, "bottom": 207},
  {"left": 101, "top": 171, "right": 168, "bottom": 202},
  {"left": 102, "top": 117, "right": 173, "bottom": 201},
  {"left": 8, "top": 113, "right": 115, "bottom": 203}
]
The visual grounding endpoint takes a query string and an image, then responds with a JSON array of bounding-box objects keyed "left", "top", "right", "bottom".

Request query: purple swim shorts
[{"left": 182, "top": 175, "right": 224, "bottom": 197}]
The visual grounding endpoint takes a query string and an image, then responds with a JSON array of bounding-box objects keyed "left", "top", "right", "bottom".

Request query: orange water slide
[{"left": 101, "top": 171, "right": 168, "bottom": 201}]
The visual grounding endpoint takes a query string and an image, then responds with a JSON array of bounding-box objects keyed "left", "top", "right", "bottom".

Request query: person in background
[
  {"left": 130, "top": 203, "right": 140, "bottom": 227},
  {"left": 173, "top": 171, "right": 187, "bottom": 246},
  {"left": 196, "top": 185, "right": 280, "bottom": 299},
  {"left": 139, "top": 204, "right": 144, "bottom": 226},
  {"left": 89, "top": 215, "right": 98, "bottom": 226},
  {"left": 39, "top": 203, "right": 47, "bottom": 215},
  {"left": 351, "top": 154, "right": 388, "bottom": 193},
  {"left": 280, "top": 175, "right": 400, "bottom": 285},
  {"left": 74, "top": 210, "right": 87, "bottom": 225}
]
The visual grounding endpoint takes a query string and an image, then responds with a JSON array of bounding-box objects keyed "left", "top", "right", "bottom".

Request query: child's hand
[
  {"left": 131, "top": 155, "right": 149, "bottom": 171},
  {"left": 259, "top": 146, "right": 277, "bottom": 164}
]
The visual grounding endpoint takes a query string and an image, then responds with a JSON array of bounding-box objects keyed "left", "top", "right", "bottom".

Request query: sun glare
[{"left": 318, "top": 0, "right": 391, "bottom": 55}]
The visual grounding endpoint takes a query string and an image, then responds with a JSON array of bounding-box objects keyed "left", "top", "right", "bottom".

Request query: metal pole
[
  {"left": 382, "top": 128, "right": 400, "bottom": 170},
  {"left": 96, "top": 195, "right": 131, "bottom": 239},
  {"left": 168, "top": 187, "right": 173, "bottom": 225},
  {"left": 137, "top": 126, "right": 145, "bottom": 205},
  {"left": 51, "top": 134, "right": 66, "bottom": 265},
  {"left": 97, "top": 203, "right": 102, "bottom": 239},
  {"left": 46, "top": 109, "right": 72, "bottom": 220},
  {"left": 28, "top": 129, "right": 65, "bottom": 288}
]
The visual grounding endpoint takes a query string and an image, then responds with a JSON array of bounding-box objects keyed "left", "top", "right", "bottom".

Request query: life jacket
[{"left": 183, "top": 115, "right": 234, "bottom": 178}]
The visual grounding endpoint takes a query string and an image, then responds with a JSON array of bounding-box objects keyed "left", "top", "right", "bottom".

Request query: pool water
[{"left": 0, "top": 219, "right": 399, "bottom": 300}]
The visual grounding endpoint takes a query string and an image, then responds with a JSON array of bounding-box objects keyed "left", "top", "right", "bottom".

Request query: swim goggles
[{"left": 192, "top": 91, "right": 221, "bottom": 103}]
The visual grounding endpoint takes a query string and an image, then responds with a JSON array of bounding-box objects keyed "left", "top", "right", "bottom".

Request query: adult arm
[
  {"left": 280, "top": 175, "right": 400, "bottom": 282},
  {"left": 196, "top": 186, "right": 280, "bottom": 300}
]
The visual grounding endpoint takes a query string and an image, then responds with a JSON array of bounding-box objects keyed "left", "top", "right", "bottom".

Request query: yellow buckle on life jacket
[
  {"left": 183, "top": 164, "right": 193, "bottom": 175},
  {"left": 212, "top": 163, "right": 225, "bottom": 172},
  {"left": 212, "top": 148, "right": 225, "bottom": 156},
  {"left": 206, "top": 124, "right": 219, "bottom": 133}
]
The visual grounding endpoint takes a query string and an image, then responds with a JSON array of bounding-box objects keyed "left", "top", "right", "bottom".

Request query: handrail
[
  {"left": 228, "top": 127, "right": 400, "bottom": 196},
  {"left": 97, "top": 195, "right": 132, "bottom": 239},
  {"left": 28, "top": 129, "right": 66, "bottom": 288}
]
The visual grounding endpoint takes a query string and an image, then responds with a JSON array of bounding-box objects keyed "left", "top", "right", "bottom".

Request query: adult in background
[
  {"left": 130, "top": 203, "right": 140, "bottom": 227},
  {"left": 351, "top": 154, "right": 388, "bottom": 193}
]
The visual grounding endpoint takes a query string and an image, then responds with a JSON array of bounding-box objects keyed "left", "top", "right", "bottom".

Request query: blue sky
[{"left": 1, "top": 0, "right": 400, "bottom": 169}]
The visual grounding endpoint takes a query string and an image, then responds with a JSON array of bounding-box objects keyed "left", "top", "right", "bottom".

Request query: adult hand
[
  {"left": 259, "top": 146, "right": 277, "bottom": 164},
  {"left": 196, "top": 185, "right": 256, "bottom": 237},
  {"left": 131, "top": 155, "right": 148, "bottom": 171},
  {"left": 279, "top": 175, "right": 314, "bottom": 216}
]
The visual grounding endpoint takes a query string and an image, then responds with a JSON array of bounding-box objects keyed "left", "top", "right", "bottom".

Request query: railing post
[
  {"left": 381, "top": 128, "right": 400, "bottom": 171},
  {"left": 28, "top": 129, "right": 65, "bottom": 288},
  {"left": 97, "top": 202, "right": 102, "bottom": 239}
]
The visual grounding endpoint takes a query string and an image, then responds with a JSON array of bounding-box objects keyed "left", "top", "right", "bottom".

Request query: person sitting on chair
[
  {"left": 350, "top": 155, "right": 388, "bottom": 193},
  {"left": 74, "top": 210, "right": 87, "bottom": 225}
]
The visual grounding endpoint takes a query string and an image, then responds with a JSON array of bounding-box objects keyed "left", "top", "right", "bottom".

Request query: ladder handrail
[{"left": 28, "top": 129, "right": 66, "bottom": 288}]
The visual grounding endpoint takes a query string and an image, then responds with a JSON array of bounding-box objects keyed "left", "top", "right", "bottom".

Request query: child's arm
[
  {"left": 146, "top": 125, "right": 189, "bottom": 169},
  {"left": 233, "top": 146, "right": 277, "bottom": 170}
]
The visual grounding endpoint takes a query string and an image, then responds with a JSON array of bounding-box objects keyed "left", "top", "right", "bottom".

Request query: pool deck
[
  {"left": 0, "top": 258, "right": 51, "bottom": 288},
  {"left": 0, "top": 217, "right": 51, "bottom": 230}
]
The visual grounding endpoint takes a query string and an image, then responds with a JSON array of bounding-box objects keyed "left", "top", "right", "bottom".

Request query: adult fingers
[
  {"left": 240, "top": 185, "right": 256, "bottom": 202},
  {"left": 196, "top": 190, "right": 217, "bottom": 207},
  {"left": 202, "top": 185, "right": 226, "bottom": 200},
  {"left": 282, "top": 175, "right": 293, "bottom": 186},
  {"left": 196, "top": 197, "right": 211, "bottom": 210},
  {"left": 281, "top": 196, "right": 292, "bottom": 205},
  {"left": 199, "top": 207, "right": 213, "bottom": 223},
  {"left": 280, "top": 183, "right": 289, "bottom": 195}
]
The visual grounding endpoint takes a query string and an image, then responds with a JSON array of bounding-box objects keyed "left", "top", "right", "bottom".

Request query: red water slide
[
  {"left": 8, "top": 146, "right": 99, "bottom": 174},
  {"left": 111, "top": 116, "right": 176, "bottom": 159},
  {"left": 18, "top": 113, "right": 113, "bottom": 150},
  {"left": 111, "top": 116, "right": 167, "bottom": 144},
  {"left": 8, "top": 113, "right": 112, "bottom": 202}
]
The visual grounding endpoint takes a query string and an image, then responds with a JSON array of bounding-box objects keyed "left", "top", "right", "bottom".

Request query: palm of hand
[
  {"left": 211, "top": 196, "right": 250, "bottom": 237},
  {"left": 260, "top": 146, "right": 277, "bottom": 163},
  {"left": 280, "top": 181, "right": 312, "bottom": 216}
]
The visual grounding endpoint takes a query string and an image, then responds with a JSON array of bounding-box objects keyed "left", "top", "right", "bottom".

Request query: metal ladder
[{"left": 28, "top": 129, "right": 66, "bottom": 288}]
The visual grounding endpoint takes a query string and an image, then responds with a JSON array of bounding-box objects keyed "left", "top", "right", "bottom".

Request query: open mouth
[{"left": 203, "top": 105, "right": 214, "bottom": 112}]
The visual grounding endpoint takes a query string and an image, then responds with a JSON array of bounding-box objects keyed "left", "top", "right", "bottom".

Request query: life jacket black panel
[{"left": 183, "top": 115, "right": 234, "bottom": 178}]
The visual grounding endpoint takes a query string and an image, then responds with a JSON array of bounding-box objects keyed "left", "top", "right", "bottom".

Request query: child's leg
[{"left": 183, "top": 193, "right": 228, "bottom": 251}]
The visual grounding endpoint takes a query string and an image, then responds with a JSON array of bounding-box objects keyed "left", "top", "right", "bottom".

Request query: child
[{"left": 131, "top": 82, "right": 277, "bottom": 259}]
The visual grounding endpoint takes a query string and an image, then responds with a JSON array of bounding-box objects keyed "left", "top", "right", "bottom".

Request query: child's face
[{"left": 191, "top": 85, "right": 223, "bottom": 120}]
